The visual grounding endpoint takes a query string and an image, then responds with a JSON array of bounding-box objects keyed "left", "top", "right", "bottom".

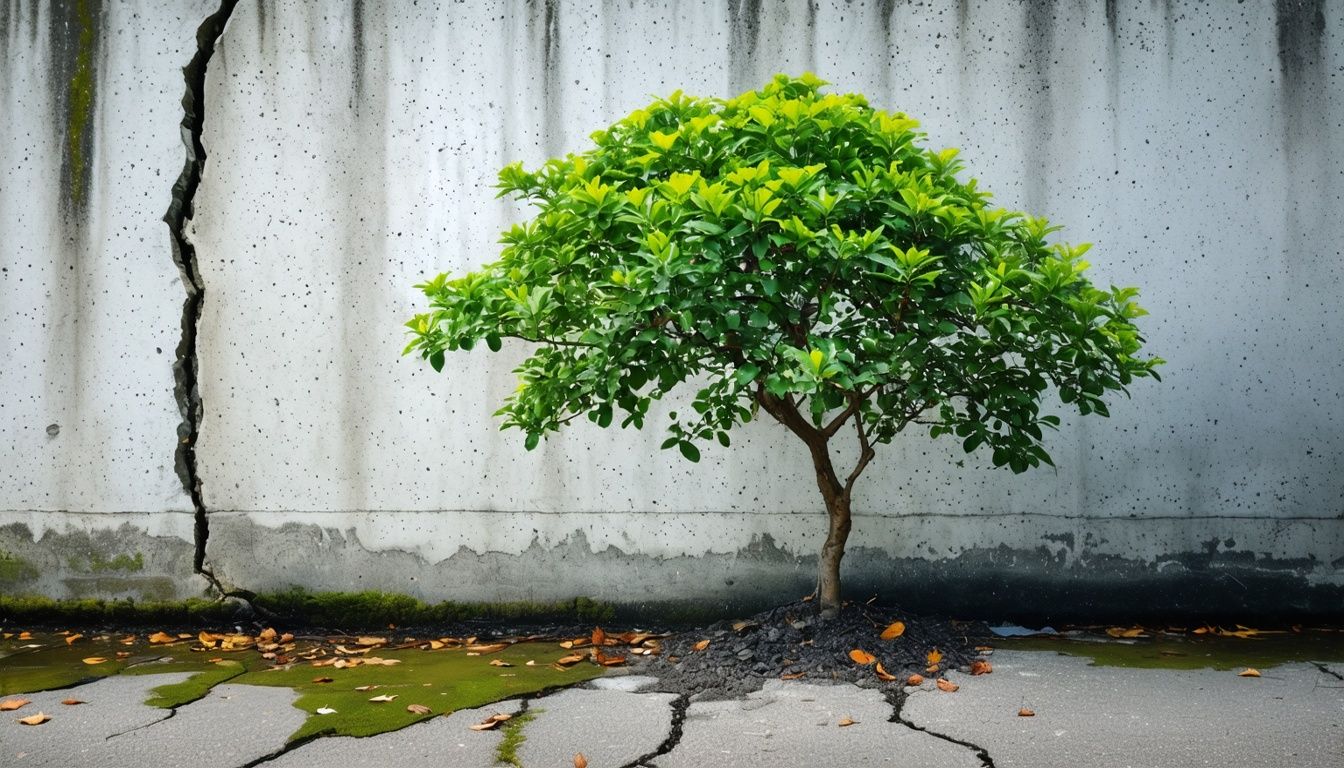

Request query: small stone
[{"left": 736, "top": 648, "right": 755, "bottom": 661}]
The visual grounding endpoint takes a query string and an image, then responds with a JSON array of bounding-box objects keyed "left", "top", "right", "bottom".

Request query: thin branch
[{"left": 844, "top": 406, "right": 875, "bottom": 495}]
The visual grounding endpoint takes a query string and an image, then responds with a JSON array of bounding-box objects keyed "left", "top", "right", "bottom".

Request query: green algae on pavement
[
  {"left": 495, "top": 708, "right": 538, "bottom": 767},
  {"left": 0, "top": 631, "right": 198, "bottom": 695},
  {"left": 999, "top": 629, "right": 1344, "bottom": 671},
  {"left": 136, "top": 659, "right": 250, "bottom": 708},
  {"left": 231, "top": 643, "right": 600, "bottom": 742}
]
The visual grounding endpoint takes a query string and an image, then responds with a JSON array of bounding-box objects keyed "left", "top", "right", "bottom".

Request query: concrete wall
[{"left": 2, "top": 0, "right": 1341, "bottom": 621}]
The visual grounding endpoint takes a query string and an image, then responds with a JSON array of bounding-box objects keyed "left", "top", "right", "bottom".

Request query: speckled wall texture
[{"left": 1, "top": 1, "right": 1341, "bottom": 619}]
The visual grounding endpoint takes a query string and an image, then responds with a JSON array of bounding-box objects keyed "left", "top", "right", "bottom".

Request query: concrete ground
[{"left": 4, "top": 651, "right": 1341, "bottom": 767}]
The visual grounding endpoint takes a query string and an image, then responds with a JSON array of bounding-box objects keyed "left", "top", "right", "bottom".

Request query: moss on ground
[
  {"left": 253, "top": 588, "right": 614, "bottom": 628},
  {"left": 137, "top": 660, "right": 248, "bottom": 708},
  {"left": 495, "top": 709, "right": 537, "bottom": 767},
  {"left": 0, "top": 595, "right": 235, "bottom": 625},
  {"left": 1000, "top": 630, "right": 1344, "bottom": 671}
]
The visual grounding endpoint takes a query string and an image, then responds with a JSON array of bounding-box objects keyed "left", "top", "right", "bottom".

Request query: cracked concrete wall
[{"left": 2, "top": 1, "right": 1342, "bottom": 617}]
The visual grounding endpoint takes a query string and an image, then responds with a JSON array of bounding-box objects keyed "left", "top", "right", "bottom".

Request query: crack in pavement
[
  {"left": 105, "top": 707, "right": 177, "bottom": 740},
  {"left": 885, "top": 688, "right": 996, "bottom": 768},
  {"left": 1310, "top": 661, "right": 1344, "bottom": 682},
  {"left": 166, "top": 0, "right": 252, "bottom": 604},
  {"left": 104, "top": 665, "right": 248, "bottom": 740},
  {"left": 618, "top": 692, "right": 689, "bottom": 768}
]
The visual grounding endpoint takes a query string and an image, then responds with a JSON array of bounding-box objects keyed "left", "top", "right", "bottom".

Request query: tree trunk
[{"left": 817, "top": 490, "right": 852, "bottom": 618}]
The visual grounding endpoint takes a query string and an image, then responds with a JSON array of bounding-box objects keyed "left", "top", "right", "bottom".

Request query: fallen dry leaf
[
  {"left": 428, "top": 640, "right": 446, "bottom": 650},
  {"left": 489, "top": 659, "right": 513, "bottom": 667},
  {"left": 525, "top": 660, "right": 536, "bottom": 666},
  {"left": 906, "top": 674, "right": 925, "bottom": 686},
  {"left": 468, "top": 713, "right": 512, "bottom": 731},
  {"left": 592, "top": 627, "right": 607, "bottom": 647},
  {"left": 118, "top": 652, "right": 133, "bottom": 660},
  {"left": 65, "top": 633, "right": 83, "bottom": 646},
  {"left": 18, "top": 712, "right": 50, "bottom": 725},
  {"left": 312, "top": 677, "right": 334, "bottom": 684},
  {"left": 259, "top": 628, "right": 277, "bottom": 642},
  {"left": 466, "top": 643, "right": 509, "bottom": 654},
  {"left": 61, "top": 699, "right": 85, "bottom": 706},
  {"left": 556, "top": 654, "right": 586, "bottom": 666},
  {"left": 355, "top": 685, "right": 379, "bottom": 692},
  {"left": 848, "top": 649, "right": 876, "bottom": 666},
  {"left": 148, "top": 631, "right": 176, "bottom": 644},
  {"left": 780, "top": 671, "right": 806, "bottom": 680},
  {"left": 936, "top": 678, "right": 959, "bottom": 693},
  {"left": 316, "top": 707, "right": 337, "bottom": 715},
  {"left": 1238, "top": 668, "right": 1262, "bottom": 678},
  {"left": 81, "top": 657, "right": 108, "bottom": 665},
  {"left": 0, "top": 698, "right": 30, "bottom": 711},
  {"left": 879, "top": 622, "right": 906, "bottom": 640},
  {"left": 1018, "top": 707, "right": 1035, "bottom": 717},
  {"left": 356, "top": 636, "right": 388, "bottom": 647},
  {"left": 599, "top": 655, "right": 627, "bottom": 667},
  {"left": 731, "top": 620, "right": 759, "bottom": 633},
  {"left": 574, "top": 753, "right": 588, "bottom": 768},
  {"left": 1106, "top": 626, "right": 1145, "bottom": 639},
  {"left": 368, "top": 694, "right": 398, "bottom": 702},
  {"left": 970, "top": 660, "right": 993, "bottom": 676},
  {"left": 874, "top": 663, "right": 897, "bottom": 682},
  {"left": 17, "top": 631, "right": 32, "bottom": 640},
  {"left": 926, "top": 649, "right": 943, "bottom": 665},
  {"left": 837, "top": 717, "right": 858, "bottom": 727},
  {"left": 692, "top": 639, "right": 711, "bottom": 652},
  {"left": 406, "top": 704, "right": 432, "bottom": 715}
]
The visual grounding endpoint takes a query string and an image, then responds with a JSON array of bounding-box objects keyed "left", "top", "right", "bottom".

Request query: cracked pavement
[{"left": 4, "top": 650, "right": 1342, "bottom": 767}]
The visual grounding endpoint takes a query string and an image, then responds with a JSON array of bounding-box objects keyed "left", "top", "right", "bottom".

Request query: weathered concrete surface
[
  {"left": 1, "top": 1, "right": 1342, "bottom": 614},
  {"left": 4, "top": 674, "right": 302, "bottom": 767},
  {"left": 904, "top": 651, "right": 1344, "bottom": 767},
  {"left": 661, "top": 680, "right": 981, "bottom": 767},
  {"left": 265, "top": 699, "right": 523, "bottom": 768},
  {"left": 519, "top": 688, "right": 678, "bottom": 767}
]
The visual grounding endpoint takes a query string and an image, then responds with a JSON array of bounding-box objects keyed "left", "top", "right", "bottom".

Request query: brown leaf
[
  {"left": 731, "top": 620, "right": 758, "bottom": 633},
  {"left": 489, "top": 659, "right": 513, "bottom": 667},
  {"left": 1018, "top": 707, "right": 1035, "bottom": 717},
  {"left": 428, "top": 640, "right": 446, "bottom": 650},
  {"left": 692, "top": 639, "right": 711, "bottom": 652},
  {"left": 556, "top": 654, "right": 586, "bottom": 666},
  {"left": 259, "top": 628, "right": 277, "bottom": 642},
  {"left": 906, "top": 674, "right": 925, "bottom": 686},
  {"left": 64, "top": 633, "right": 83, "bottom": 646},
  {"left": 574, "top": 753, "right": 588, "bottom": 768},
  {"left": 18, "top": 631, "right": 32, "bottom": 640},
  {"left": 837, "top": 717, "right": 858, "bottom": 727},
  {"left": 1238, "top": 668, "right": 1261, "bottom": 678},
  {"left": 406, "top": 704, "right": 432, "bottom": 715},
  {"left": 879, "top": 622, "right": 906, "bottom": 640},
  {"left": 148, "top": 631, "right": 176, "bottom": 644},
  {"left": 0, "top": 699, "right": 30, "bottom": 711},
  {"left": 848, "top": 649, "right": 876, "bottom": 666},
  {"left": 468, "top": 713, "right": 512, "bottom": 731},
  {"left": 970, "top": 660, "right": 993, "bottom": 676},
  {"left": 61, "top": 699, "right": 84, "bottom": 706},
  {"left": 312, "top": 677, "right": 334, "bottom": 684},
  {"left": 82, "top": 657, "right": 108, "bottom": 665},
  {"left": 599, "top": 655, "right": 627, "bottom": 667},
  {"left": 465, "top": 643, "right": 509, "bottom": 654},
  {"left": 874, "top": 663, "right": 897, "bottom": 682},
  {"left": 936, "top": 678, "right": 959, "bottom": 692},
  {"left": 18, "top": 712, "right": 50, "bottom": 725},
  {"left": 780, "top": 672, "right": 806, "bottom": 680},
  {"left": 926, "top": 649, "right": 943, "bottom": 665},
  {"left": 1106, "top": 626, "right": 1145, "bottom": 639},
  {"left": 280, "top": 633, "right": 294, "bottom": 644},
  {"left": 592, "top": 627, "right": 607, "bottom": 647},
  {"left": 356, "top": 636, "right": 388, "bottom": 647},
  {"left": 368, "top": 694, "right": 398, "bottom": 702}
]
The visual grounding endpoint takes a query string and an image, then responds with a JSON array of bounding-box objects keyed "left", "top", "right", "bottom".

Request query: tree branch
[{"left": 843, "top": 397, "right": 876, "bottom": 495}]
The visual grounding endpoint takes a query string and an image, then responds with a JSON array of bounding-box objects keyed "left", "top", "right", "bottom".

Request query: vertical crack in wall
[{"left": 165, "top": 0, "right": 239, "bottom": 594}]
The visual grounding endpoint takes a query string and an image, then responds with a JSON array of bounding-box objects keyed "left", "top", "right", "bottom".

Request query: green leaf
[
  {"left": 679, "top": 441, "right": 701, "bottom": 462},
  {"left": 429, "top": 350, "right": 445, "bottom": 372},
  {"left": 524, "top": 432, "right": 540, "bottom": 451}
]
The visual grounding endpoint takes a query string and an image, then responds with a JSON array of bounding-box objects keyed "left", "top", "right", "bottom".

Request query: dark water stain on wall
[
  {"left": 351, "top": 0, "right": 366, "bottom": 102},
  {"left": 1276, "top": 0, "right": 1327, "bottom": 150},
  {"left": 531, "top": 0, "right": 563, "bottom": 157},
  {"left": 727, "top": 0, "right": 764, "bottom": 94},
  {"left": 1021, "top": 0, "right": 1056, "bottom": 215},
  {"left": 48, "top": 0, "right": 104, "bottom": 229}
]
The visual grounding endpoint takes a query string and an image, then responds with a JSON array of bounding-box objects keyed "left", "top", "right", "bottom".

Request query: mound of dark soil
[{"left": 640, "top": 600, "right": 989, "bottom": 698}]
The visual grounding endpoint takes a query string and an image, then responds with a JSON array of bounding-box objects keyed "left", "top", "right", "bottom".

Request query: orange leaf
[
  {"left": 556, "top": 654, "right": 586, "bottom": 666},
  {"left": 148, "top": 631, "right": 176, "bottom": 644},
  {"left": 468, "top": 713, "right": 512, "bottom": 731},
  {"left": 970, "top": 660, "right": 993, "bottom": 676},
  {"left": 1106, "top": 627, "right": 1145, "bottom": 639},
  {"left": 925, "top": 664, "right": 940, "bottom": 674},
  {"left": 61, "top": 699, "right": 84, "bottom": 706},
  {"left": 312, "top": 677, "right": 334, "bottom": 684},
  {"left": 406, "top": 704, "right": 432, "bottom": 715},
  {"left": 1238, "top": 668, "right": 1261, "bottom": 677},
  {"left": 574, "top": 753, "right": 588, "bottom": 768},
  {"left": 591, "top": 627, "right": 607, "bottom": 647},
  {"left": 355, "top": 636, "right": 388, "bottom": 647},
  {"left": 837, "top": 717, "right": 858, "bottom": 727},
  {"left": 599, "top": 655, "right": 627, "bottom": 667},
  {"left": 0, "top": 698, "right": 30, "bottom": 711},
  {"left": 936, "top": 678, "right": 959, "bottom": 692},
  {"left": 926, "top": 649, "right": 943, "bottom": 665},
  {"left": 17, "top": 631, "right": 32, "bottom": 640},
  {"left": 874, "top": 663, "right": 897, "bottom": 682},
  {"left": 906, "top": 674, "right": 925, "bottom": 686},
  {"left": 259, "top": 628, "right": 277, "bottom": 642},
  {"left": 848, "top": 649, "right": 876, "bottom": 666},
  {"left": 65, "top": 633, "right": 83, "bottom": 646},
  {"left": 692, "top": 639, "right": 711, "bottom": 652},
  {"left": 18, "top": 712, "right": 50, "bottom": 725},
  {"left": 82, "top": 657, "right": 108, "bottom": 665},
  {"left": 1018, "top": 707, "right": 1035, "bottom": 717},
  {"left": 879, "top": 622, "right": 906, "bottom": 640},
  {"left": 780, "top": 672, "right": 806, "bottom": 680}
]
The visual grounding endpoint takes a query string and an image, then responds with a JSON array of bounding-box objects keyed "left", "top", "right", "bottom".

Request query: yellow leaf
[
  {"left": 368, "top": 694, "right": 398, "bottom": 703},
  {"left": 82, "top": 657, "right": 108, "bottom": 665},
  {"left": 407, "top": 704, "right": 432, "bottom": 715},
  {"left": 837, "top": 717, "right": 858, "bottom": 727},
  {"left": 1106, "top": 627, "right": 1145, "bottom": 639},
  {"left": 0, "top": 698, "right": 30, "bottom": 711},
  {"left": 692, "top": 639, "right": 710, "bottom": 652},
  {"left": 65, "top": 633, "right": 83, "bottom": 646},
  {"left": 879, "top": 622, "right": 906, "bottom": 640},
  {"left": 874, "top": 663, "right": 897, "bottom": 682},
  {"left": 489, "top": 659, "right": 513, "bottom": 667},
  {"left": 356, "top": 636, "right": 388, "bottom": 647},
  {"left": 18, "top": 712, "right": 50, "bottom": 725},
  {"left": 148, "top": 631, "right": 176, "bottom": 644},
  {"left": 848, "top": 649, "right": 876, "bottom": 666},
  {"left": 926, "top": 649, "right": 943, "bottom": 665},
  {"left": 1238, "top": 668, "right": 1261, "bottom": 678},
  {"left": 465, "top": 643, "right": 509, "bottom": 654},
  {"left": 556, "top": 654, "right": 586, "bottom": 666}
]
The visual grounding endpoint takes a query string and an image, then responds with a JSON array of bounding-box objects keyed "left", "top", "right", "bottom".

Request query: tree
[{"left": 405, "top": 74, "right": 1162, "bottom": 617}]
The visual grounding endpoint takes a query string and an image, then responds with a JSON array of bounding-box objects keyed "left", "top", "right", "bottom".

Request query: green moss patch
[
  {"left": 496, "top": 709, "right": 538, "bottom": 767},
  {"left": 0, "top": 631, "right": 204, "bottom": 695},
  {"left": 0, "top": 595, "right": 235, "bottom": 625},
  {"left": 137, "top": 660, "right": 248, "bottom": 708},
  {"left": 253, "top": 588, "right": 614, "bottom": 628},
  {"left": 232, "top": 643, "right": 599, "bottom": 742},
  {"left": 1000, "top": 630, "right": 1344, "bottom": 671}
]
